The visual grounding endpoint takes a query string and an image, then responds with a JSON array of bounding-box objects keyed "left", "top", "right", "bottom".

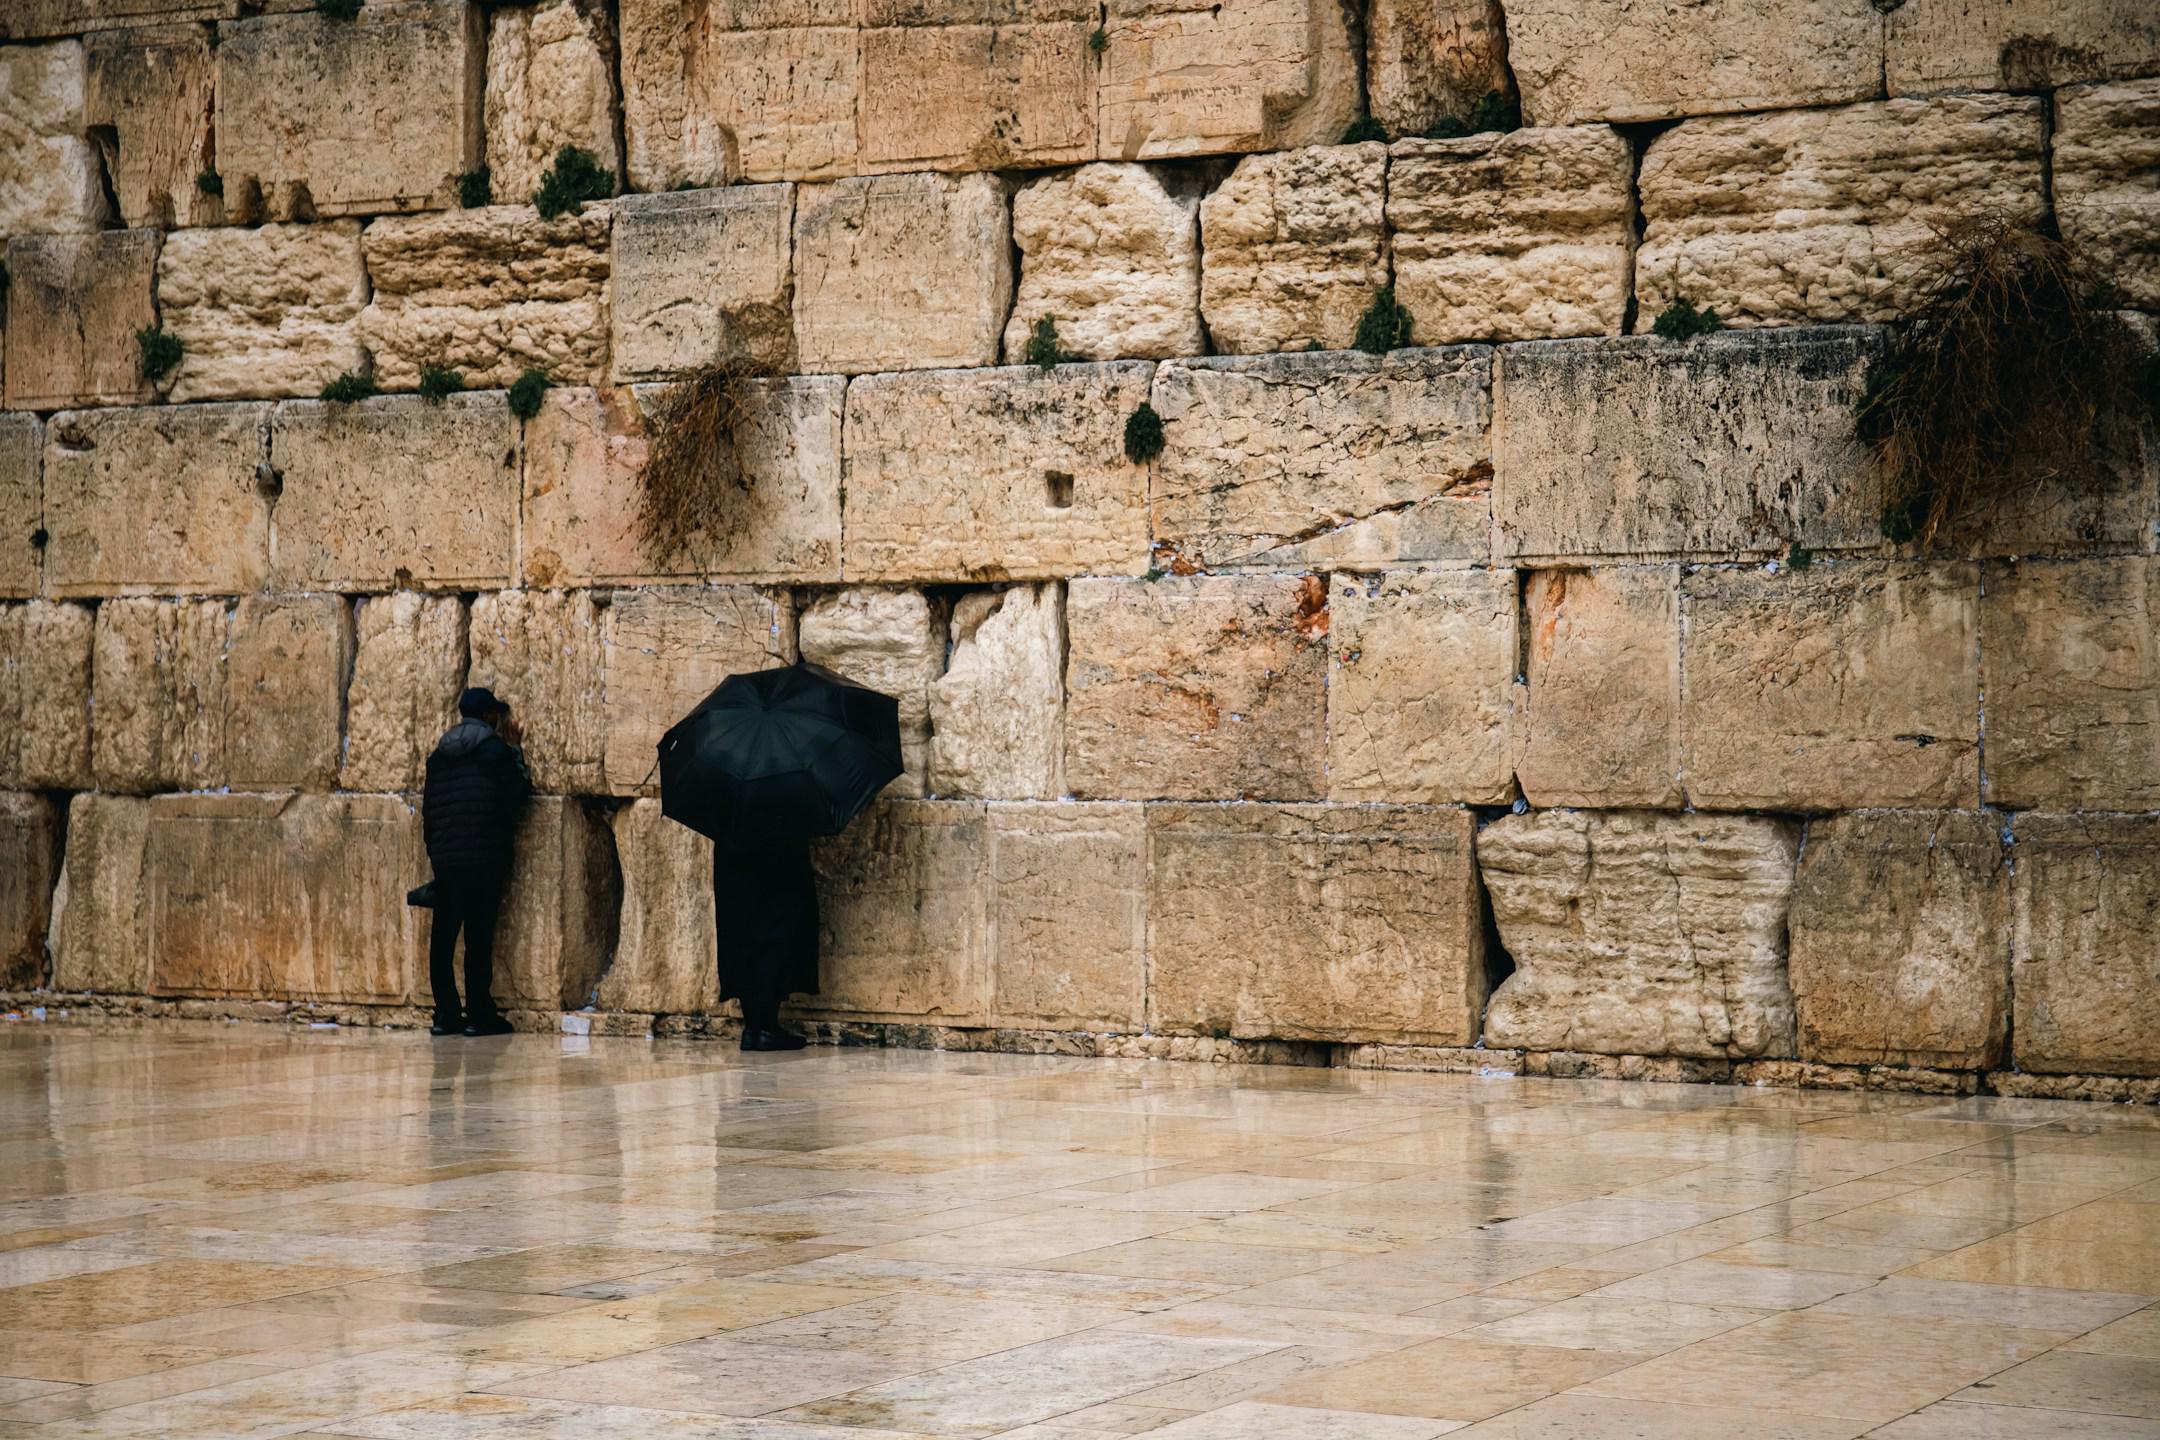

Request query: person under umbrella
[{"left": 658, "top": 662, "right": 903, "bottom": 1052}]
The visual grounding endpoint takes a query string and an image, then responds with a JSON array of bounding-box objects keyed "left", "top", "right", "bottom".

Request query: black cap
[{"left": 458, "top": 686, "right": 509, "bottom": 719}]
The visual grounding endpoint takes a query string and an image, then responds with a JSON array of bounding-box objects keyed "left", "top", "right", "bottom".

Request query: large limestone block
[
  {"left": 1064, "top": 575, "right": 1327, "bottom": 801},
  {"left": 1003, "top": 165, "right": 1204, "bottom": 363},
  {"left": 1886, "top": 0, "right": 2160, "bottom": 97},
  {"left": 270, "top": 394, "right": 518, "bottom": 591},
  {"left": 1328, "top": 571, "right": 1518, "bottom": 805},
  {"left": 611, "top": 186, "right": 796, "bottom": 380},
  {"left": 0, "top": 414, "right": 38, "bottom": 598},
  {"left": 599, "top": 799, "right": 718, "bottom": 1016},
  {"left": 83, "top": 25, "right": 217, "bottom": 229},
  {"left": 794, "top": 173, "right": 1013, "bottom": 375},
  {"left": 51, "top": 794, "right": 152, "bottom": 995},
  {"left": 3, "top": 0, "right": 271, "bottom": 40},
  {"left": 1149, "top": 803, "right": 1486, "bottom": 1045},
  {"left": 0, "top": 602, "right": 94, "bottom": 791},
  {"left": 842, "top": 363, "right": 1153, "bottom": 581},
  {"left": 859, "top": 18, "right": 1094, "bottom": 175},
  {"left": 468, "top": 589, "right": 605, "bottom": 794},
  {"left": 523, "top": 380, "right": 842, "bottom": 586},
  {"left": 930, "top": 585, "right": 1064, "bottom": 800},
  {"left": 2012, "top": 814, "right": 2160, "bottom": 1076},
  {"left": 989, "top": 802, "right": 1145, "bottom": 1031},
  {"left": 1682, "top": 563, "right": 1980, "bottom": 811},
  {"left": 1789, "top": 810, "right": 2009, "bottom": 1070},
  {"left": 2055, "top": 80, "right": 2160, "bottom": 310},
  {"left": 420, "top": 797, "right": 618, "bottom": 1010},
  {"left": 224, "top": 594, "right": 350, "bottom": 791},
  {"left": 806, "top": 800, "right": 991, "bottom": 1024},
  {"left": 1387, "top": 128, "right": 1633, "bottom": 344},
  {"left": 486, "top": 0, "right": 622, "bottom": 204},
  {"left": 3, "top": 231, "right": 159, "bottom": 411},
  {"left": 1150, "top": 348, "right": 1491, "bottom": 571},
  {"left": 1637, "top": 97, "right": 2047, "bottom": 327},
  {"left": 215, "top": 0, "right": 484, "bottom": 219},
  {"left": 601, "top": 587, "right": 795, "bottom": 795},
  {"left": 342, "top": 593, "right": 467, "bottom": 794},
  {"left": 42, "top": 403, "right": 271, "bottom": 596},
  {"left": 1517, "top": 567, "right": 1681, "bottom": 809},
  {"left": 0, "top": 41, "right": 106, "bottom": 241},
  {"left": 1098, "top": 0, "right": 1360, "bottom": 159},
  {"left": 1479, "top": 809, "right": 1801, "bottom": 1058},
  {"left": 1198, "top": 145, "right": 1388, "bottom": 354},
  {"left": 799, "top": 588, "right": 944, "bottom": 798},
  {"left": 0, "top": 793, "right": 58, "bottom": 989},
  {"left": 157, "top": 224, "right": 369, "bottom": 403},
  {"left": 1982, "top": 557, "right": 2160, "bottom": 811},
  {"left": 1366, "top": 0, "right": 1510, "bottom": 138},
  {"left": 1492, "top": 329, "right": 1881, "bottom": 562},
  {"left": 91, "top": 597, "right": 229, "bottom": 793},
  {"left": 360, "top": 205, "right": 613, "bottom": 391},
  {"left": 1504, "top": 0, "right": 1881, "bottom": 126}
]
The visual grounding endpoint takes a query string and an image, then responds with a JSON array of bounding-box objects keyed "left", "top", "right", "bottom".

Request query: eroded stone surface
[
  {"left": 51, "top": 794, "right": 153, "bottom": 995},
  {"left": 342, "top": 592, "right": 467, "bottom": 794},
  {"left": 360, "top": 205, "right": 613, "bottom": 391},
  {"left": 1150, "top": 803, "right": 1485, "bottom": 1044},
  {"left": 988, "top": 802, "right": 1144, "bottom": 1030},
  {"left": 1388, "top": 127, "right": 1632, "bottom": 344},
  {"left": 1682, "top": 562, "right": 1980, "bottom": 812},
  {"left": 1064, "top": 575, "right": 1327, "bottom": 801},
  {"left": 158, "top": 224, "right": 369, "bottom": 403},
  {"left": 1199, "top": 145, "right": 1388, "bottom": 354},
  {"left": 806, "top": 800, "right": 990, "bottom": 1024},
  {"left": 486, "top": 0, "right": 622, "bottom": 204},
  {"left": 1518, "top": 566, "right": 1681, "bottom": 809},
  {"left": 0, "top": 415, "right": 39, "bottom": 598},
  {"left": 602, "top": 587, "right": 795, "bottom": 795},
  {"left": 1790, "top": 810, "right": 2009, "bottom": 1070},
  {"left": 1151, "top": 348, "right": 1491, "bottom": 571},
  {"left": 930, "top": 584, "right": 1064, "bottom": 800},
  {"left": 843, "top": 363, "right": 1152, "bottom": 581},
  {"left": 84, "top": 24, "right": 217, "bottom": 229},
  {"left": 1479, "top": 809, "right": 1800, "bottom": 1058},
  {"left": 91, "top": 597, "right": 230, "bottom": 793},
  {"left": 3, "top": 231, "right": 158, "bottom": 411},
  {"left": 799, "top": 588, "right": 944, "bottom": 798},
  {"left": 611, "top": 186, "right": 796, "bottom": 379},
  {"left": 1099, "top": 0, "right": 1360, "bottom": 160},
  {"left": 598, "top": 799, "right": 718, "bottom": 1017},
  {"left": 0, "top": 793, "right": 57, "bottom": 989},
  {"left": 224, "top": 593, "right": 350, "bottom": 791},
  {"left": 1366, "top": 0, "right": 1510, "bottom": 138},
  {"left": 859, "top": 17, "right": 1094, "bottom": 175},
  {"left": 1637, "top": 97, "right": 2047, "bottom": 326},
  {"left": 0, "top": 40, "right": 105, "bottom": 241},
  {"left": 1003, "top": 164, "right": 1203, "bottom": 363},
  {"left": 1886, "top": 0, "right": 2160, "bottom": 97},
  {"left": 3, "top": 0, "right": 251, "bottom": 40},
  {"left": 1328, "top": 571, "right": 1518, "bottom": 804},
  {"left": 2055, "top": 79, "right": 2160, "bottom": 310},
  {"left": 0, "top": 601, "right": 94, "bottom": 791},
  {"left": 2012, "top": 813, "right": 2160, "bottom": 1076},
  {"left": 468, "top": 588, "right": 605, "bottom": 794}
]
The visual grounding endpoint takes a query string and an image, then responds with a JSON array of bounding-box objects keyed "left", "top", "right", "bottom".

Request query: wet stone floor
[{"left": 1, "top": 1027, "right": 2158, "bottom": 1438}]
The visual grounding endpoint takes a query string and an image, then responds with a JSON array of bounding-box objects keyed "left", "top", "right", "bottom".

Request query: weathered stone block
[
  {"left": 843, "top": 363, "right": 1153, "bottom": 581},
  {"left": 1328, "top": 571, "right": 1518, "bottom": 805},
  {"left": 215, "top": 0, "right": 483, "bottom": 219},
  {"left": 1492, "top": 329, "right": 1881, "bottom": 561},
  {"left": 83, "top": 25, "right": 217, "bottom": 229},
  {"left": 799, "top": 588, "right": 944, "bottom": 798},
  {"left": 806, "top": 800, "right": 990, "bottom": 1024},
  {"left": 1505, "top": 0, "right": 1881, "bottom": 126},
  {"left": 1982, "top": 557, "right": 2160, "bottom": 811},
  {"left": 1682, "top": 562, "right": 1980, "bottom": 811},
  {"left": 1517, "top": 566, "right": 1681, "bottom": 809},
  {"left": 1098, "top": 0, "right": 1360, "bottom": 159},
  {"left": 611, "top": 186, "right": 796, "bottom": 380},
  {"left": 1198, "top": 145, "right": 1387, "bottom": 354},
  {"left": 1886, "top": 0, "right": 2160, "bottom": 97},
  {"left": 421, "top": 798, "right": 618, "bottom": 1010},
  {"left": 859, "top": 19, "right": 1094, "bottom": 175},
  {"left": 0, "top": 793, "right": 58, "bottom": 989},
  {"left": 1064, "top": 575, "right": 1327, "bottom": 800},
  {"left": 1789, "top": 810, "right": 2009, "bottom": 1070},
  {"left": 602, "top": 587, "right": 795, "bottom": 795},
  {"left": 3, "top": 0, "right": 263, "bottom": 40},
  {"left": 1637, "top": 97, "right": 2047, "bottom": 327},
  {"left": 523, "top": 380, "right": 843, "bottom": 587},
  {"left": 4, "top": 231, "right": 158, "bottom": 411},
  {"left": 468, "top": 588, "right": 605, "bottom": 794},
  {"left": 42, "top": 403, "right": 271, "bottom": 596},
  {"left": 989, "top": 802, "right": 1144, "bottom": 1030},
  {"left": 1004, "top": 164, "right": 1203, "bottom": 363},
  {"left": 91, "top": 597, "right": 228, "bottom": 793},
  {"left": 157, "top": 224, "right": 369, "bottom": 403},
  {"left": 270, "top": 394, "right": 518, "bottom": 591},
  {"left": 930, "top": 585, "right": 1064, "bottom": 800},
  {"left": 342, "top": 592, "right": 467, "bottom": 793},
  {"left": 224, "top": 594, "right": 350, "bottom": 791},
  {"left": 0, "top": 601, "right": 94, "bottom": 791},
  {"left": 794, "top": 173, "right": 1013, "bottom": 375},
  {"left": 1479, "top": 809, "right": 1800, "bottom": 1058},
  {"left": 361, "top": 205, "right": 612, "bottom": 391},
  {"left": 51, "top": 794, "right": 152, "bottom": 995},
  {"left": 1387, "top": 127, "right": 1632, "bottom": 344},
  {"left": 599, "top": 799, "right": 718, "bottom": 1016},
  {"left": 1366, "top": 0, "right": 1510, "bottom": 139},
  {"left": 0, "top": 414, "right": 38, "bottom": 598},
  {"left": 2012, "top": 814, "right": 2160, "bottom": 1076},
  {"left": 1151, "top": 348, "right": 1491, "bottom": 571},
  {"left": 486, "top": 0, "right": 622, "bottom": 204},
  {"left": 2055, "top": 79, "right": 2160, "bottom": 311},
  {"left": 0, "top": 41, "right": 106, "bottom": 241},
  {"left": 1149, "top": 803, "right": 1485, "bottom": 1044}
]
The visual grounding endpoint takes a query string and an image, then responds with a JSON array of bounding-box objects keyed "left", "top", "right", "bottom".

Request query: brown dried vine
[{"left": 635, "top": 355, "right": 775, "bottom": 562}]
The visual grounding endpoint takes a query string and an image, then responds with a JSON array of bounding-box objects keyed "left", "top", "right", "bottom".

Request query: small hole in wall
[{"left": 1045, "top": 471, "right": 1074, "bottom": 509}]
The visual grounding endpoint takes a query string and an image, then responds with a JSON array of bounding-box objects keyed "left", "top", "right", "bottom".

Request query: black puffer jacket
[{"left": 423, "top": 719, "right": 532, "bottom": 869}]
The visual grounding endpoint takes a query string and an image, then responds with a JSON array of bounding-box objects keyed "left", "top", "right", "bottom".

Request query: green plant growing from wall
[
  {"left": 457, "top": 167, "right": 492, "bottom": 209},
  {"left": 1353, "top": 287, "right": 1413, "bottom": 354},
  {"left": 1088, "top": 25, "right": 1108, "bottom": 55},
  {"left": 532, "top": 145, "right": 612, "bottom": 219},
  {"left": 136, "top": 326, "right": 182, "bottom": 382},
  {"left": 316, "top": 0, "right": 362, "bottom": 18},
  {"left": 1652, "top": 298, "right": 1723, "bottom": 340},
  {"left": 195, "top": 168, "right": 222, "bottom": 198},
  {"left": 1023, "top": 315, "right": 1067, "bottom": 372},
  {"left": 320, "top": 370, "right": 378, "bottom": 403},
  {"left": 1340, "top": 115, "right": 1389, "bottom": 144},
  {"left": 507, "top": 368, "right": 550, "bottom": 420},
  {"left": 1423, "top": 91, "right": 1521, "bottom": 139},
  {"left": 1124, "top": 402, "right": 1165, "bottom": 464},
  {"left": 417, "top": 363, "right": 464, "bottom": 403}
]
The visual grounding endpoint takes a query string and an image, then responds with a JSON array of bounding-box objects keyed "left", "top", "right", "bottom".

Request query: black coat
[
  {"left": 712, "top": 838, "right": 820, "bottom": 1006},
  {"left": 423, "top": 719, "right": 532, "bottom": 870}
]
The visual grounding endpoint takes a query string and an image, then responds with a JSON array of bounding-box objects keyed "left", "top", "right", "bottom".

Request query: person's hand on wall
[{"left": 498, "top": 716, "right": 524, "bottom": 748}]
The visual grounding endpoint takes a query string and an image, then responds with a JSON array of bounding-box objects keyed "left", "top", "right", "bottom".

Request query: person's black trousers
[{"left": 428, "top": 864, "right": 508, "bottom": 1023}]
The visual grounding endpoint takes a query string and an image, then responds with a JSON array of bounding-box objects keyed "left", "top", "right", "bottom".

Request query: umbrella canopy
[{"left": 658, "top": 662, "right": 903, "bottom": 845}]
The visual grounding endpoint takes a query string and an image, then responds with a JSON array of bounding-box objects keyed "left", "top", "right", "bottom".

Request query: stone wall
[{"left": 2, "top": 0, "right": 2156, "bottom": 1100}]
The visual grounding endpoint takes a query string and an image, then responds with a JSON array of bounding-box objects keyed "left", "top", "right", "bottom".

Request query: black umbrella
[{"left": 658, "top": 662, "right": 903, "bottom": 846}]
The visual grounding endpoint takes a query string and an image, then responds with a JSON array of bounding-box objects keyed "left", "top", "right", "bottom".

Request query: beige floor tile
[
  {"left": 1903, "top": 1234, "right": 2160, "bottom": 1295},
  {"left": 2065, "top": 1305, "right": 2160, "bottom": 1359},
  {"left": 312, "top": 1390, "right": 939, "bottom": 1437},
  {"left": 0, "top": 1357, "right": 277, "bottom": 1423},
  {"left": 1592, "top": 1259, "right": 1874, "bottom": 1311},
  {"left": 1259, "top": 1336, "right": 1640, "bottom": 1420},
  {"left": 1148, "top": 1399, "right": 1465, "bottom": 1437},
  {"left": 1442, "top": 1392, "right": 1868, "bottom": 1439},
  {"left": 407, "top": 1278, "right": 867, "bottom": 1365},
  {"left": 1952, "top": 1350, "right": 2160, "bottom": 1418},
  {"left": 1454, "top": 1294, "right": 1767, "bottom": 1354},
  {"left": 1866, "top": 1398, "right": 2160, "bottom": 1438}
]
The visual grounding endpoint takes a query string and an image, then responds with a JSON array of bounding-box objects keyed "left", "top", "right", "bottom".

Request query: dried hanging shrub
[{"left": 635, "top": 355, "right": 776, "bottom": 563}]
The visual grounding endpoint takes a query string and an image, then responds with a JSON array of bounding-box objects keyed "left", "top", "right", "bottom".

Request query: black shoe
[
  {"left": 430, "top": 1015, "right": 464, "bottom": 1037},
  {"left": 741, "top": 1024, "right": 807, "bottom": 1052},
  {"left": 463, "top": 1015, "right": 514, "bottom": 1037}
]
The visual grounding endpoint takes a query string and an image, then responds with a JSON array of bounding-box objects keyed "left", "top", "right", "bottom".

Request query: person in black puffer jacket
[{"left": 422, "top": 687, "right": 532, "bottom": 1037}]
